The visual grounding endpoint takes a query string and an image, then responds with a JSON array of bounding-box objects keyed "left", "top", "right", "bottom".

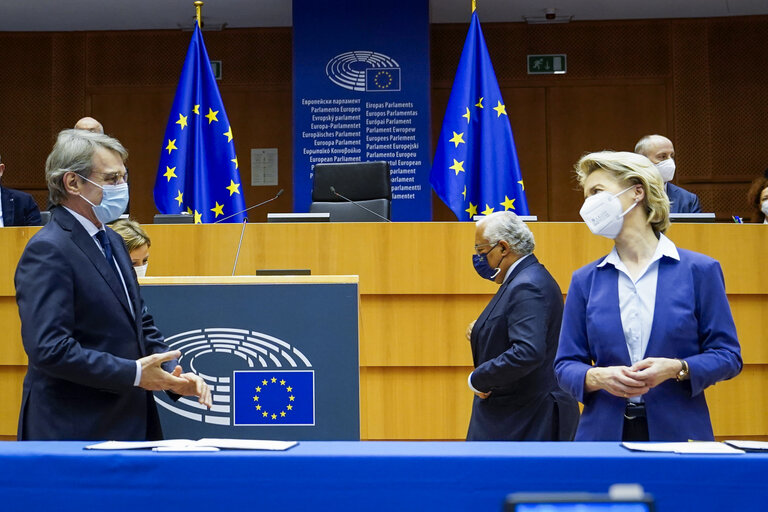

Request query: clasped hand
[
  {"left": 137, "top": 350, "right": 212, "bottom": 408},
  {"left": 586, "top": 357, "right": 681, "bottom": 398}
]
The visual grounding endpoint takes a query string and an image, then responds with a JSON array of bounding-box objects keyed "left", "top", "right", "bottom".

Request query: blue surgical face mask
[
  {"left": 79, "top": 175, "right": 129, "bottom": 224},
  {"left": 473, "top": 243, "right": 501, "bottom": 281}
]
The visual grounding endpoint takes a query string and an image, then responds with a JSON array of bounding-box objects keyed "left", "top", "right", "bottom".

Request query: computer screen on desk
[
  {"left": 506, "top": 493, "right": 654, "bottom": 512},
  {"left": 267, "top": 213, "right": 330, "bottom": 223},
  {"left": 669, "top": 213, "right": 715, "bottom": 223}
]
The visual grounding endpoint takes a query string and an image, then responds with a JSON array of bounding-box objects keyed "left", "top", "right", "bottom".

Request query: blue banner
[
  {"left": 234, "top": 370, "right": 315, "bottom": 426},
  {"left": 430, "top": 11, "right": 529, "bottom": 221},
  {"left": 154, "top": 24, "right": 246, "bottom": 224},
  {"left": 293, "top": 0, "right": 431, "bottom": 221}
]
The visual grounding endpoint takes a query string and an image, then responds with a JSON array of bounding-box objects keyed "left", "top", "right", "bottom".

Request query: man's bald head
[
  {"left": 74, "top": 117, "right": 104, "bottom": 134},
  {"left": 634, "top": 134, "right": 674, "bottom": 164}
]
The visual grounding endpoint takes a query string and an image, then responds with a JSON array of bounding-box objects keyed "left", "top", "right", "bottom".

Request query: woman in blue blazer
[{"left": 554, "top": 151, "right": 742, "bottom": 441}]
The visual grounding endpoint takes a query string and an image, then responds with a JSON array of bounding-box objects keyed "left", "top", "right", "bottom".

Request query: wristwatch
[{"left": 676, "top": 359, "right": 690, "bottom": 382}]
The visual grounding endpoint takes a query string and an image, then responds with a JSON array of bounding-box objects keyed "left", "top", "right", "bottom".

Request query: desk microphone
[
  {"left": 329, "top": 186, "right": 391, "bottom": 222},
  {"left": 226, "top": 189, "right": 284, "bottom": 276},
  {"left": 215, "top": 189, "right": 285, "bottom": 224}
]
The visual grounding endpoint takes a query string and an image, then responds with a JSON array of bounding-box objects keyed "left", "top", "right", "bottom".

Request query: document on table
[
  {"left": 621, "top": 442, "right": 745, "bottom": 454},
  {"left": 85, "top": 438, "right": 298, "bottom": 452},
  {"left": 723, "top": 440, "right": 768, "bottom": 452}
]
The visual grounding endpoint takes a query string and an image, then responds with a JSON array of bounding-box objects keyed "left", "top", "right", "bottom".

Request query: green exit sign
[
  {"left": 211, "top": 60, "right": 222, "bottom": 80},
  {"left": 527, "top": 54, "right": 567, "bottom": 75}
]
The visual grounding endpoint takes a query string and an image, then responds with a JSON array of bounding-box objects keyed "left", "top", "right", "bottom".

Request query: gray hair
[
  {"left": 45, "top": 129, "right": 128, "bottom": 206},
  {"left": 476, "top": 211, "right": 535, "bottom": 256},
  {"left": 634, "top": 134, "right": 669, "bottom": 157}
]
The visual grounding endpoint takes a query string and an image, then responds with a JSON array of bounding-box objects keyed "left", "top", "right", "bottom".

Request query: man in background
[
  {"left": 74, "top": 116, "right": 105, "bottom": 134},
  {"left": 635, "top": 134, "right": 701, "bottom": 213},
  {"left": 0, "top": 152, "right": 42, "bottom": 227}
]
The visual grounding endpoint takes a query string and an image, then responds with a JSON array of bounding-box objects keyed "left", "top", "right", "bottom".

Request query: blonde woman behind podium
[{"left": 111, "top": 218, "right": 151, "bottom": 277}]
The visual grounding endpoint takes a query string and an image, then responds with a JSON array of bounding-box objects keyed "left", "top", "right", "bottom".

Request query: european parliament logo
[
  {"left": 233, "top": 371, "right": 315, "bottom": 426},
  {"left": 326, "top": 50, "right": 402, "bottom": 92},
  {"left": 153, "top": 327, "right": 314, "bottom": 427}
]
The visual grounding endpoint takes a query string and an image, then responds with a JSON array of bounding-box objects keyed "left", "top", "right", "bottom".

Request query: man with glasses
[
  {"left": 14, "top": 129, "right": 211, "bottom": 441},
  {"left": 466, "top": 211, "right": 579, "bottom": 440}
]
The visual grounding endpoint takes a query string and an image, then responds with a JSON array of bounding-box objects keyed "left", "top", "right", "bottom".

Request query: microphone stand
[
  {"left": 329, "top": 186, "right": 391, "bottom": 222},
  {"left": 214, "top": 189, "right": 285, "bottom": 224}
]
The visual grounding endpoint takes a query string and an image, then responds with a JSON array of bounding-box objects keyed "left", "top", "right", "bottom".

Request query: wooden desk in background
[{"left": 1, "top": 222, "right": 766, "bottom": 440}]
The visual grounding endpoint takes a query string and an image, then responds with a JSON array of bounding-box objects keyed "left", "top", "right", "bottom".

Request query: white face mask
[
  {"left": 761, "top": 200, "right": 768, "bottom": 218},
  {"left": 579, "top": 186, "right": 639, "bottom": 239},
  {"left": 134, "top": 264, "right": 148, "bottom": 278},
  {"left": 655, "top": 158, "right": 675, "bottom": 182}
]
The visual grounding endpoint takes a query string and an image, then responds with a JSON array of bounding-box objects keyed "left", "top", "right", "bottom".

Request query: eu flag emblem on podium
[
  {"left": 154, "top": 24, "right": 246, "bottom": 224},
  {"left": 430, "top": 10, "right": 529, "bottom": 221},
  {"left": 234, "top": 371, "right": 315, "bottom": 426}
]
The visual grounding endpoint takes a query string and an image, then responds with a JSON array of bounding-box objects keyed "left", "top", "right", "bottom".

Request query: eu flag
[
  {"left": 154, "top": 24, "right": 246, "bottom": 224},
  {"left": 430, "top": 11, "right": 529, "bottom": 221},
  {"left": 233, "top": 371, "right": 315, "bottom": 426}
]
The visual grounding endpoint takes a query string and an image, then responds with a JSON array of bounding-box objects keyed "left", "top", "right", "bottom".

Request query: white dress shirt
[
  {"left": 63, "top": 206, "right": 142, "bottom": 385},
  {"left": 597, "top": 233, "right": 680, "bottom": 402}
]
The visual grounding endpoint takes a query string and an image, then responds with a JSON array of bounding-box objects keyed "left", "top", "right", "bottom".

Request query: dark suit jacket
[
  {"left": 467, "top": 254, "right": 579, "bottom": 441},
  {"left": 666, "top": 182, "right": 701, "bottom": 213},
  {"left": 14, "top": 207, "right": 173, "bottom": 441},
  {"left": 1, "top": 186, "right": 42, "bottom": 226},
  {"left": 555, "top": 249, "right": 742, "bottom": 441}
]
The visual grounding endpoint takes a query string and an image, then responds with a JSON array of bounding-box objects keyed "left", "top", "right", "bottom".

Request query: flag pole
[
  {"left": 472, "top": 0, "right": 476, "bottom": 13},
  {"left": 194, "top": 1, "right": 204, "bottom": 28}
]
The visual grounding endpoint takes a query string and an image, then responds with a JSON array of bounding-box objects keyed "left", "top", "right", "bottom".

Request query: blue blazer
[
  {"left": 555, "top": 248, "right": 742, "bottom": 441},
  {"left": 14, "top": 207, "right": 175, "bottom": 441},
  {"left": 1, "top": 186, "right": 42, "bottom": 226},
  {"left": 467, "top": 254, "right": 580, "bottom": 441},
  {"left": 666, "top": 182, "right": 701, "bottom": 214}
]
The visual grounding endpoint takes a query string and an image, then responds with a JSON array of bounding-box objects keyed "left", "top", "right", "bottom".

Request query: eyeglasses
[
  {"left": 89, "top": 171, "right": 128, "bottom": 185},
  {"left": 473, "top": 242, "right": 499, "bottom": 255}
]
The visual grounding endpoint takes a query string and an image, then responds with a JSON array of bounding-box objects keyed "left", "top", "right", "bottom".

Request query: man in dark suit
[
  {"left": 14, "top": 129, "right": 211, "bottom": 441},
  {"left": 467, "top": 211, "right": 579, "bottom": 440},
  {"left": 0, "top": 154, "right": 42, "bottom": 227},
  {"left": 635, "top": 134, "right": 701, "bottom": 213}
]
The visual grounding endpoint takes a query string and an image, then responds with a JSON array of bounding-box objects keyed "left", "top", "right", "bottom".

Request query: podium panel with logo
[{"left": 139, "top": 276, "right": 359, "bottom": 440}]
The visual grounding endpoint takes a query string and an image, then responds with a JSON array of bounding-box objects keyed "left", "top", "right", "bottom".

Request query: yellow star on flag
[
  {"left": 255, "top": 386, "right": 261, "bottom": 392},
  {"left": 193, "top": 210, "right": 202, "bottom": 224},
  {"left": 286, "top": 386, "right": 292, "bottom": 392},
  {"left": 475, "top": 97, "right": 484, "bottom": 108},
  {"left": 231, "top": 157, "right": 239, "bottom": 170},
  {"left": 211, "top": 202, "right": 224, "bottom": 218},
  {"left": 271, "top": 377, "right": 277, "bottom": 383},
  {"left": 163, "top": 166, "right": 177, "bottom": 182},
  {"left": 449, "top": 159, "right": 465, "bottom": 175},
  {"left": 289, "top": 395, "right": 295, "bottom": 402},
  {"left": 205, "top": 108, "right": 219, "bottom": 124},
  {"left": 226, "top": 180, "right": 240, "bottom": 196},
  {"left": 462, "top": 107, "right": 471, "bottom": 123},
  {"left": 192, "top": 104, "right": 200, "bottom": 115},
  {"left": 501, "top": 196, "right": 516, "bottom": 211},
  {"left": 262, "top": 411, "right": 268, "bottom": 417},
  {"left": 186, "top": 206, "right": 193, "bottom": 214},
  {"left": 165, "top": 139, "right": 177, "bottom": 154},
  {"left": 256, "top": 405, "right": 261, "bottom": 410},
  {"left": 252, "top": 395, "right": 259, "bottom": 401},
  {"left": 518, "top": 179, "right": 525, "bottom": 190},
  {"left": 465, "top": 202, "right": 478, "bottom": 218},
  {"left": 271, "top": 413, "right": 277, "bottom": 420},
  {"left": 223, "top": 126, "right": 234, "bottom": 143},
  {"left": 175, "top": 190, "right": 183, "bottom": 206},
  {"left": 482, "top": 204, "right": 495, "bottom": 215},
  {"left": 280, "top": 411, "right": 286, "bottom": 417},
  {"left": 176, "top": 113, "right": 188, "bottom": 130},
  {"left": 287, "top": 404, "right": 293, "bottom": 410},
  {"left": 280, "top": 379, "right": 286, "bottom": 385},
  {"left": 262, "top": 379, "right": 268, "bottom": 385},
  {"left": 449, "top": 131, "right": 465, "bottom": 148},
  {"left": 493, "top": 101, "right": 507, "bottom": 117},
  {"left": 462, "top": 186, "right": 467, "bottom": 200}
]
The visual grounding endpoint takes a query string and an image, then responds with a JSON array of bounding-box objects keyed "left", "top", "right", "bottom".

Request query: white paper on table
[
  {"left": 85, "top": 438, "right": 298, "bottom": 451},
  {"left": 622, "top": 441, "right": 745, "bottom": 454},
  {"left": 723, "top": 440, "right": 768, "bottom": 451}
]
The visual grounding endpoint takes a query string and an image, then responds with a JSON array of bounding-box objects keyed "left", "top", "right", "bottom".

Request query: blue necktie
[{"left": 94, "top": 230, "right": 120, "bottom": 278}]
